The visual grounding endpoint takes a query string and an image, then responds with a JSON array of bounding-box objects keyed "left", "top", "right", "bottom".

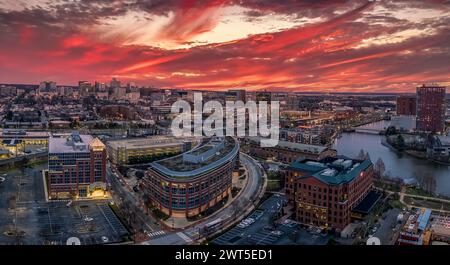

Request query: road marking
[
  {"left": 147, "top": 230, "right": 166, "bottom": 238},
  {"left": 177, "top": 232, "right": 193, "bottom": 243}
]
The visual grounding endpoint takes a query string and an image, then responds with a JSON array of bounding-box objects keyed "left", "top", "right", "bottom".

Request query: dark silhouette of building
[{"left": 396, "top": 95, "right": 417, "bottom": 115}]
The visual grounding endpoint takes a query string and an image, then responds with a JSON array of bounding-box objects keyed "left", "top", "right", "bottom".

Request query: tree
[
  {"left": 386, "top": 126, "right": 397, "bottom": 135},
  {"left": 363, "top": 151, "right": 371, "bottom": 162},
  {"left": 414, "top": 170, "right": 436, "bottom": 195},
  {"left": 374, "top": 158, "right": 386, "bottom": 177},
  {"left": 357, "top": 149, "right": 366, "bottom": 160},
  {"left": 396, "top": 134, "right": 405, "bottom": 149}
]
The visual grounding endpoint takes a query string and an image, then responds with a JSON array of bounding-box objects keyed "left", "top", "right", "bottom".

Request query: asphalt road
[
  {"left": 372, "top": 208, "right": 401, "bottom": 245},
  {"left": 106, "top": 164, "right": 162, "bottom": 234}
]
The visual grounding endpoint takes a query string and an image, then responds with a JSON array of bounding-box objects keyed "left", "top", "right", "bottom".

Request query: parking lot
[
  {"left": 0, "top": 163, "right": 129, "bottom": 245},
  {"left": 212, "top": 194, "right": 331, "bottom": 245}
]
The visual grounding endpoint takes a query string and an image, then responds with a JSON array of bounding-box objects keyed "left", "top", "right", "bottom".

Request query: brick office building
[{"left": 285, "top": 156, "right": 374, "bottom": 231}]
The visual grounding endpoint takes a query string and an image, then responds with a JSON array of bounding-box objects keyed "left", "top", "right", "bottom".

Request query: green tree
[{"left": 396, "top": 134, "right": 405, "bottom": 149}]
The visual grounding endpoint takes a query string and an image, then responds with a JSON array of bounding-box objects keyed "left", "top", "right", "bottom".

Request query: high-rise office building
[
  {"left": 39, "top": 81, "right": 57, "bottom": 91},
  {"left": 78, "top": 81, "right": 93, "bottom": 97},
  {"left": 416, "top": 85, "right": 446, "bottom": 133},
  {"left": 48, "top": 132, "right": 106, "bottom": 199},
  {"left": 94, "top": 81, "right": 107, "bottom": 92},
  {"left": 110, "top": 77, "right": 121, "bottom": 89},
  {"left": 396, "top": 95, "right": 417, "bottom": 116},
  {"left": 226, "top": 89, "right": 246, "bottom": 102}
]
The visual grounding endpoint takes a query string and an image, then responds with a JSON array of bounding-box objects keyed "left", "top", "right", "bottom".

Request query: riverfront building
[
  {"left": 396, "top": 95, "right": 417, "bottom": 116},
  {"left": 48, "top": 132, "right": 106, "bottom": 199},
  {"left": 416, "top": 85, "right": 446, "bottom": 133},
  {"left": 285, "top": 156, "right": 374, "bottom": 231},
  {"left": 140, "top": 137, "right": 239, "bottom": 217},
  {"left": 248, "top": 136, "right": 337, "bottom": 163}
]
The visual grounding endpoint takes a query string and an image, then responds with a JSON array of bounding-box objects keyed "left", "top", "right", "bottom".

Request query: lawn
[
  {"left": 405, "top": 187, "right": 433, "bottom": 197},
  {"left": 403, "top": 196, "right": 450, "bottom": 211}
]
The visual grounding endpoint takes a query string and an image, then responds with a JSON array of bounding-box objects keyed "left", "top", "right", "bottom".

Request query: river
[{"left": 332, "top": 120, "right": 450, "bottom": 196}]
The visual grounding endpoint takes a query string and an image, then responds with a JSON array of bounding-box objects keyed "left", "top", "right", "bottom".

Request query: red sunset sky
[{"left": 0, "top": 0, "right": 449, "bottom": 92}]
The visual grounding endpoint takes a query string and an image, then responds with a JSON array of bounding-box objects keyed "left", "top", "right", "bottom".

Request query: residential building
[
  {"left": 416, "top": 85, "right": 446, "bottom": 133},
  {"left": 396, "top": 95, "right": 417, "bottom": 115}
]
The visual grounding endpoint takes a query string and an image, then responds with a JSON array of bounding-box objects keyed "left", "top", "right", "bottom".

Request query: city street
[{"left": 106, "top": 164, "right": 162, "bottom": 235}]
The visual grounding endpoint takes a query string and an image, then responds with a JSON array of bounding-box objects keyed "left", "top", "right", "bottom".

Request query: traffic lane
[
  {"left": 106, "top": 165, "right": 161, "bottom": 233},
  {"left": 373, "top": 208, "right": 400, "bottom": 245}
]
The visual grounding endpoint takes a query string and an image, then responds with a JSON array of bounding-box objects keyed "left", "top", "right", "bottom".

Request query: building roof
[
  {"left": 49, "top": 132, "right": 94, "bottom": 153},
  {"left": 249, "top": 136, "right": 328, "bottom": 154},
  {"left": 431, "top": 216, "right": 450, "bottom": 237},
  {"left": 352, "top": 190, "right": 382, "bottom": 214},
  {"left": 0, "top": 149, "right": 11, "bottom": 155},
  {"left": 107, "top": 136, "right": 192, "bottom": 150},
  {"left": 0, "top": 130, "right": 50, "bottom": 138},
  {"left": 150, "top": 137, "right": 239, "bottom": 178},
  {"left": 288, "top": 156, "right": 372, "bottom": 185},
  {"left": 90, "top": 138, "right": 106, "bottom": 149}
]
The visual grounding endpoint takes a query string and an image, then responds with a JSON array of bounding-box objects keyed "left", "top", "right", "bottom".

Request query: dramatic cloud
[{"left": 0, "top": 0, "right": 449, "bottom": 92}]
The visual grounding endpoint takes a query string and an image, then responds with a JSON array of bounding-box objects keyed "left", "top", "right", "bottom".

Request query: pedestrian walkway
[{"left": 147, "top": 230, "right": 166, "bottom": 238}]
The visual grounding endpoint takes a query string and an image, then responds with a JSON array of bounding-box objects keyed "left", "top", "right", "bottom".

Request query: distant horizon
[
  {"left": 0, "top": 1, "right": 449, "bottom": 92},
  {"left": 2, "top": 82, "right": 449, "bottom": 96}
]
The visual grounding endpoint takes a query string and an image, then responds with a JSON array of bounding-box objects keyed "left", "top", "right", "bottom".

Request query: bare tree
[
  {"left": 374, "top": 158, "right": 386, "bottom": 177},
  {"left": 414, "top": 170, "right": 436, "bottom": 195},
  {"left": 357, "top": 149, "right": 366, "bottom": 160}
]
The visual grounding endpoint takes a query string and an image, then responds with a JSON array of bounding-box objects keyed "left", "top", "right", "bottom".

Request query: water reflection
[{"left": 333, "top": 121, "right": 450, "bottom": 196}]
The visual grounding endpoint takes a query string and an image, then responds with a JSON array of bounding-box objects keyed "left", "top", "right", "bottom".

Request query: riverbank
[
  {"left": 333, "top": 120, "right": 450, "bottom": 196},
  {"left": 382, "top": 135, "right": 450, "bottom": 165}
]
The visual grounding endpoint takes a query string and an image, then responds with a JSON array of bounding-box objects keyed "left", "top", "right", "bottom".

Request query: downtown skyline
[{"left": 0, "top": 0, "right": 449, "bottom": 92}]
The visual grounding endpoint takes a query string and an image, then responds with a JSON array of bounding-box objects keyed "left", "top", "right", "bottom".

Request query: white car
[
  {"left": 237, "top": 223, "right": 248, "bottom": 229},
  {"left": 0, "top": 177, "right": 5, "bottom": 183},
  {"left": 84, "top": 216, "right": 93, "bottom": 222},
  {"left": 101, "top": 236, "right": 109, "bottom": 243},
  {"left": 244, "top": 218, "right": 255, "bottom": 224},
  {"left": 271, "top": 230, "right": 283, "bottom": 236}
]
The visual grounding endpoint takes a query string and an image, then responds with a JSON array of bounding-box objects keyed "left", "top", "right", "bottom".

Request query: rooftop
[
  {"left": 150, "top": 137, "right": 239, "bottom": 178},
  {"left": 0, "top": 129, "right": 50, "bottom": 138},
  {"left": 249, "top": 136, "right": 328, "bottom": 154},
  {"left": 107, "top": 135, "right": 193, "bottom": 150},
  {"left": 49, "top": 132, "right": 99, "bottom": 153},
  {"left": 430, "top": 216, "right": 450, "bottom": 237},
  {"left": 352, "top": 190, "right": 382, "bottom": 214},
  {"left": 288, "top": 156, "right": 372, "bottom": 185}
]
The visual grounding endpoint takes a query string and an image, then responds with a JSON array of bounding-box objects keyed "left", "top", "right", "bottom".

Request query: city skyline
[{"left": 0, "top": 0, "right": 449, "bottom": 92}]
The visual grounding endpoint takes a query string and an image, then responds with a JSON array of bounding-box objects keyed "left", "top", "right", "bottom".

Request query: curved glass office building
[{"left": 141, "top": 137, "right": 239, "bottom": 217}]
